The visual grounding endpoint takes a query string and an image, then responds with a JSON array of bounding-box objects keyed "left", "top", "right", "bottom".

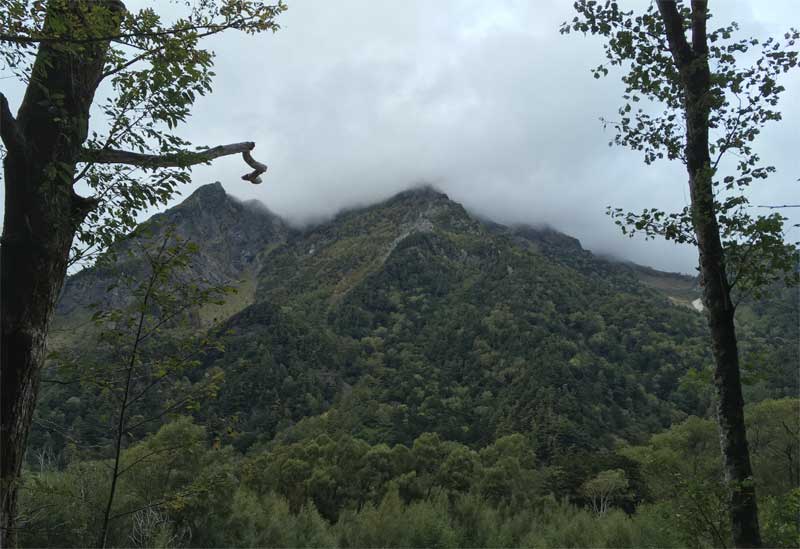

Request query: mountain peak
[
  {"left": 181, "top": 181, "right": 228, "bottom": 206},
  {"left": 57, "top": 181, "right": 288, "bottom": 318},
  {"left": 389, "top": 184, "right": 450, "bottom": 204}
]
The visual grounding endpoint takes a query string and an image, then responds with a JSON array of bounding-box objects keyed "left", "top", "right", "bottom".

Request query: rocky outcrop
[{"left": 56, "top": 182, "right": 288, "bottom": 317}]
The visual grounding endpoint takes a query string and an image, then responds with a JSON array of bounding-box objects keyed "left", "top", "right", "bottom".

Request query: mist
[{"left": 3, "top": 0, "right": 798, "bottom": 274}]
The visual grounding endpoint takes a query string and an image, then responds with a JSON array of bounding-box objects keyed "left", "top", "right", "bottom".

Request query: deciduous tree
[
  {"left": 562, "top": 1, "right": 798, "bottom": 546},
  {"left": 581, "top": 468, "right": 629, "bottom": 514},
  {"left": 0, "top": 1, "right": 282, "bottom": 544}
]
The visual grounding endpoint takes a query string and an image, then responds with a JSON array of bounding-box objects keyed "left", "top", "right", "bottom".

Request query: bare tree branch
[
  {"left": 79, "top": 142, "right": 268, "bottom": 184},
  {"left": 757, "top": 204, "right": 800, "bottom": 209},
  {"left": 241, "top": 150, "right": 268, "bottom": 184},
  {"left": 80, "top": 141, "right": 251, "bottom": 167}
]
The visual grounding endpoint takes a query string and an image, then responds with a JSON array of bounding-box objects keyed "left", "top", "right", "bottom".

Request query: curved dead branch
[
  {"left": 78, "top": 141, "right": 268, "bottom": 184},
  {"left": 241, "top": 150, "right": 267, "bottom": 184}
]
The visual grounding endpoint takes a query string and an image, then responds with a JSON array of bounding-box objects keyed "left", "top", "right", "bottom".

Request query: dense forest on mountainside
[
  {"left": 21, "top": 399, "right": 799, "bottom": 548},
  {"left": 5, "top": 0, "right": 800, "bottom": 545},
  {"left": 20, "top": 185, "right": 799, "bottom": 547}
]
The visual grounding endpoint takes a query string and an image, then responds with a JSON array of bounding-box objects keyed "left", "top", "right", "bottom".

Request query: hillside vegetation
[{"left": 24, "top": 184, "right": 798, "bottom": 547}]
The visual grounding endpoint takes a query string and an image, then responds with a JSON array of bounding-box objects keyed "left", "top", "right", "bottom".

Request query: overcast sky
[{"left": 2, "top": 1, "right": 798, "bottom": 273}]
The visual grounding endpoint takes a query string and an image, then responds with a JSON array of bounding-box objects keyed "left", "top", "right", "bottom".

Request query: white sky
[{"left": 2, "top": 0, "right": 798, "bottom": 273}]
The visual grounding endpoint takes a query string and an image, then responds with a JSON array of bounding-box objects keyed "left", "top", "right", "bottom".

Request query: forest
[
  {"left": 18, "top": 400, "right": 800, "bottom": 548},
  {"left": 1, "top": 1, "right": 799, "bottom": 548},
  {"left": 19, "top": 185, "right": 800, "bottom": 548}
]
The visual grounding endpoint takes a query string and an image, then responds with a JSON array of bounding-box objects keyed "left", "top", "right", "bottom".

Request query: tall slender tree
[
  {"left": 0, "top": 1, "right": 282, "bottom": 544},
  {"left": 562, "top": 1, "right": 798, "bottom": 546},
  {"left": 88, "top": 229, "right": 229, "bottom": 548}
]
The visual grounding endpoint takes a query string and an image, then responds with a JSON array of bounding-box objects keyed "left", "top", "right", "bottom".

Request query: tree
[
  {"left": 581, "top": 468, "right": 629, "bottom": 514},
  {"left": 621, "top": 416, "right": 731, "bottom": 547},
  {"left": 18, "top": 417, "right": 236, "bottom": 547},
  {"left": 562, "top": 1, "right": 799, "bottom": 546},
  {"left": 74, "top": 228, "right": 230, "bottom": 547},
  {"left": 0, "top": 1, "right": 283, "bottom": 544},
  {"left": 621, "top": 400, "right": 800, "bottom": 547},
  {"left": 17, "top": 227, "right": 234, "bottom": 547}
]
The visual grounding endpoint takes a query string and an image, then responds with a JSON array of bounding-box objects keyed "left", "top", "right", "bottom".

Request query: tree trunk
[
  {"left": 0, "top": 3, "right": 121, "bottom": 546},
  {"left": 687, "top": 118, "right": 761, "bottom": 548},
  {"left": 657, "top": 1, "right": 762, "bottom": 546}
]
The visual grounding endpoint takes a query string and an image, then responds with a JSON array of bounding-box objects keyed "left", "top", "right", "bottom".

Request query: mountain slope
[
  {"left": 39, "top": 183, "right": 798, "bottom": 461},
  {"left": 54, "top": 182, "right": 288, "bottom": 328},
  {"left": 194, "top": 186, "right": 717, "bottom": 454}
]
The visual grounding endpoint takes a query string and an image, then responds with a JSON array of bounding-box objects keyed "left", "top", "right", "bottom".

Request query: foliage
[
  {"left": 19, "top": 418, "right": 236, "bottom": 548},
  {"left": 561, "top": 0, "right": 799, "bottom": 297},
  {"left": 760, "top": 488, "right": 800, "bottom": 548},
  {"left": 31, "top": 226, "right": 233, "bottom": 546},
  {"left": 36, "top": 227, "right": 231, "bottom": 460},
  {"left": 33, "top": 189, "right": 797, "bottom": 467},
  {"left": 1, "top": 0, "right": 286, "bottom": 265},
  {"left": 26, "top": 188, "right": 799, "bottom": 547},
  {"left": 197, "top": 191, "right": 725, "bottom": 453},
  {"left": 18, "top": 399, "right": 800, "bottom": 547},
  {"left": 581, "top": 469, "right": 630, "bottom": 514},
  {"left": 622, "top": 398, "right": 800, "bottom": 547}
]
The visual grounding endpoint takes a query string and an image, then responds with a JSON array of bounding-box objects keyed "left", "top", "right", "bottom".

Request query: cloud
[
  {"left": 182, "top": 0, "right": 798, "bottom": 274},
  {"left": 2, "top": 0, "right": 797, "bottom": 274}
]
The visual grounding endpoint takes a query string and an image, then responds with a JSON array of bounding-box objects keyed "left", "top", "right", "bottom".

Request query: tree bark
[
  {"left": 657, "top": 1, "right": 761, "bottom": 546},
  {"left": 0, "top": 3, "right": 122, "bottom": 546}
]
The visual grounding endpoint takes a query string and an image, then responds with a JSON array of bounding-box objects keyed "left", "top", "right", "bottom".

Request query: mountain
[
  {"left": 199, "top": 185, "right": 712, "bottom": 452},
  {"left": 37, "top": 183, "right": 797, "bottom": 459},
  {"left": 54, "top": 182, "right": 288, "bottom": 329}
]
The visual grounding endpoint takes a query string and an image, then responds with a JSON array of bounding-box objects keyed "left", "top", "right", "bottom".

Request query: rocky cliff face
[
  {"left": 150, "top": 181, "right": 289, "bottom": 283},
  {"left": 56, "top": 182, "right": 288, "bottom": 318}
]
